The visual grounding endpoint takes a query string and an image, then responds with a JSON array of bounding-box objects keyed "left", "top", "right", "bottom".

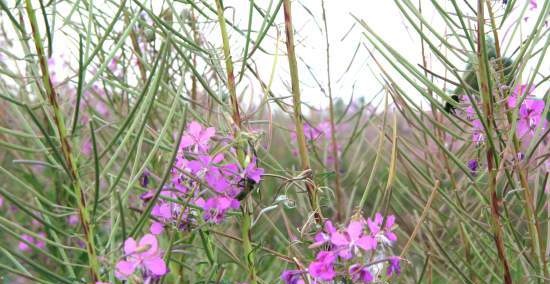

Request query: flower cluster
[
  {"left": 115, "top": 234, "right": 167, "bottom": 280},
  {"left": 140, "top": 121, "right": 264, "bottom": 229},
  {"left": 507, "top": 84, "right": 546, "bottom": 138},
  {"left": 18, "top": 233, "right": 46, "bottom": 252},
  {"left": 282, "top": 213, "right": 400, "bottom": 283}
]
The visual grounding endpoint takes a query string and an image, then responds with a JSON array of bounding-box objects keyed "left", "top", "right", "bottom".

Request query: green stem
[
  {"left": 476, "top": 2, "right": 511, "bottom": 283},
  {"left": 320, "top": 0, "right": 343, "bottom": 222},
  {"left": 486, "top": 2, "right": 547, "bottom": 279},
  {"left": 215, "top": 1, "right": 256, "bottom": 282},
  {"left": 24, "top": 0, "right": 100, "bottom": 281},
  {"left": 282, "top": 0, "right": 322, "bottom": 224}
]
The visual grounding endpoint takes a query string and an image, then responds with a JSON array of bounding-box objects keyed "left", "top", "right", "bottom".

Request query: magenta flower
[
  {"left": 386, "top": 256, "right": 401, "bottom": 276},
  {"left": 243, "top": 159, "right": 264, "bottom": 183},
  {"left": 471, "top": 119, "right": 485, "bottom": 144},
  {"left": 310, "top": 220, "right": 336, "bottom": 248},
  {"left": 18, "top": 233, "right": 45, "bottom": 252},
  {"left": 150, "top": 222, "right": 164, "bottom": 235},
  {"left": 115, "top": 234, "right": 167, "bottom": 280},
  {"left": 367, "top": 213, "right": 397, "bottom": 243},
  {"left": 331, "top": 220, "right": 377, "bottom": 259},
  {"left": 281, "top": 269, "right": 305, "bottom": 284},
  {"left": 196, "top": 196, "right": 240, "bottom": 223},
  {"left": 349, "top": 264, "right": 374, "bottom": 283},
  {"left": 179, "top": 121, "right": 215, "bottom": 152},
  {"left": 468, "top": 159, "right": 479, "bottom": 176},
  {"left": 508, "top": 84, "right": 535, "bottom": 109},
  {"left": 18, "top": 234, "right": 34, "bottom": 252},
  {"left": 517, "top": 99, "right": 545, "bottom": 137},
  {"left": 308, "top": 251, "right": 336, "bottom": 281}
]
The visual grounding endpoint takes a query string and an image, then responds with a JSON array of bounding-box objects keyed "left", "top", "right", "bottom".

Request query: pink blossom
[
  {"left": 115, "top": 234, "right": 167, "bottom": 280},
  {"left": 367, "top": 213, "right": 397, "bottom": 243},
  {"left": 310, "top": 220, "right": 336, "bottom": 248},
  {"left": 308, "top": 251, "right": 336, "bottom": 281},
  {"left": 349, "top": 264, "right": 374, "bottom": 283},
  {"left": 150, "top": 222, "right": 164, "bottom": 235},
  {"left": 179, "top": 121, "right": 215, "bottom": 152},
  {"left": 517, "top": 99, "right": 545, "bottom": 137},
  {"left": 196, "top": 196, "right": 239, "bottom": 223},
  {"left": 330, "top": 220, "right": 377, "bottom": 259},
  {"left": 18, "top": 234, "right": 34, "bottom": 252},
  {"left": 281, "top": 270, "right": 305, "bottom": 284}
]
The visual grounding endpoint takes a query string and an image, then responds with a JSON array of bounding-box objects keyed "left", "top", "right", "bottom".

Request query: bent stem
[
  {"left": 283, "top": 0, "right": 322, "bottom": 224},
  {"left": 25, "top": 0, "right": 100, "bottom": 281}
]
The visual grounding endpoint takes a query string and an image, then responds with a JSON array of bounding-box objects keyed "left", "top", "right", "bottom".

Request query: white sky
[{"left": 1, "top": 0, "right": 548, "bottom": 111}]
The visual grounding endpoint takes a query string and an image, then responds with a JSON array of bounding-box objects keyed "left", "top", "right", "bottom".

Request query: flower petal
[{"left": 144, "top": 256, "right": 167, "bottom": 276}]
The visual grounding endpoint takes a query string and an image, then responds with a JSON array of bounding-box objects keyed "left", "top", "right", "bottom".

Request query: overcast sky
[{"left": 2, "top": 0, "right": 547, "bottom": 111}]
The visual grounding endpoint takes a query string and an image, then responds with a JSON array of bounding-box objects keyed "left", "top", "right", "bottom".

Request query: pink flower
[
  {"left": 367, "top": 213, "right": 397, "bottom": 243},
  {"left": 150, "top": 222, "right": 164, "bottom": 235},
  {"left": 330, "top": 220, "right": 377, "bottom": 259},
  {"left": 387, "top": 256, "right": 401, "bottom": 276},
  {"left": 349, "top": 264, "right": 374, "bottom": 283},
  {"left": 68, "top": 215, "right": 79, "bottom": 226},
  {"left": 115, "top": 234, "right": 167, "bottom": 280},
  {"left": 310, "top": 220, "right": 336, "bottom": 248},
  {"left": 308, "top": 251, "right": 336, "bottom": 281},
  {"left": 517, "top": 99, "right": 545, "bottom": 137},
  {"left": 179, "top": 121, "right": 215, "bottom": 152},
  {"left": 196, "top": 196, "right": 240, "bottom": 223},
  {"left": 472, "top": 119, "right": 485, "bottom": 144},
  {"left": 281, "top": 270, "right": 305, "bottom": 284},
  {"left": 18, "top": 234, "right": 34, "bottom": 252},
  {"left": 243, "top": 158, "right": 264, "bottom": 183}
]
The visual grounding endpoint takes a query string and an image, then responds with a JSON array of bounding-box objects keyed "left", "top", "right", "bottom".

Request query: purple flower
[
  {"left": 150, "top": 222, "right": 164, "bottom": 235},
  {"left": 386, "top": 256, "right": 401, "bottom": 276},
  {"left": 367, "top": 213, "right": 397, "bottom": 243},
  {"left": 310, "top": 220, "right": 336, "bottom": 248},
  {"left": 468, "top": 159, "right": 478, "bottom": 176},
  {"left": 115, "top": 234, "right": 167, "bottom": 280},
  {"left": 349, "top": 264, "right": 374, "bottom": 283},
  {"left": 530, "top": 0, "right": 537, "bottom": 10},
  {"left": 18, "top": 234, "right": 34, "bottom": 252},
  {"left": 472, "top": 119, "right": 485, "bottom": 144},
  {"left": 308, "top": 251, "right": 336, "bottom": 281},
  {"left": 178, "top": 121, "right": 215, "bottom": 152},
  {"left": 517, "top": 99, "right": 545, "bottom": 137},
  {"left": 196, "top": 196, "right": 240, "bottom": 223},
  {"left": 331, "top": 220, "right": 377, "bottom": 259},
  {"left": 18, "top": 233, "right": 45, "bottom": 252},
  {"left": 243, "top": 159, "right": 264, "bottom": 183},
  {"left": 281, "top": 269, "right": 305, "bottom": 284}
]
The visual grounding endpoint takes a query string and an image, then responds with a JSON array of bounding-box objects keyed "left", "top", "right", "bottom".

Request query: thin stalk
[
  {"left": 24, "top": 0, "right": 100, "bottom": 281},
  {"left": 476, "top": 2, "right": 511, "bottom": 283},
  {"left": 486, "top": 2, "right": 548, "bottom": 278},
  {"left": 215, "top": 0, "right": 241, "bottom": 129},
  {"left": 282, "top": 0, "right": 322, "bottom": 224},
  {"left": 320, "top": 0, "right": 343, "bottom": 222},
  {"left": 215, "top": 0, "right": 255, "bottom": 282}
]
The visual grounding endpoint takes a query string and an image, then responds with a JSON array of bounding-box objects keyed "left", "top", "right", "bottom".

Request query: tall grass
[{"left": 0, "top": 0, "right": 548, "bottom": 283}]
